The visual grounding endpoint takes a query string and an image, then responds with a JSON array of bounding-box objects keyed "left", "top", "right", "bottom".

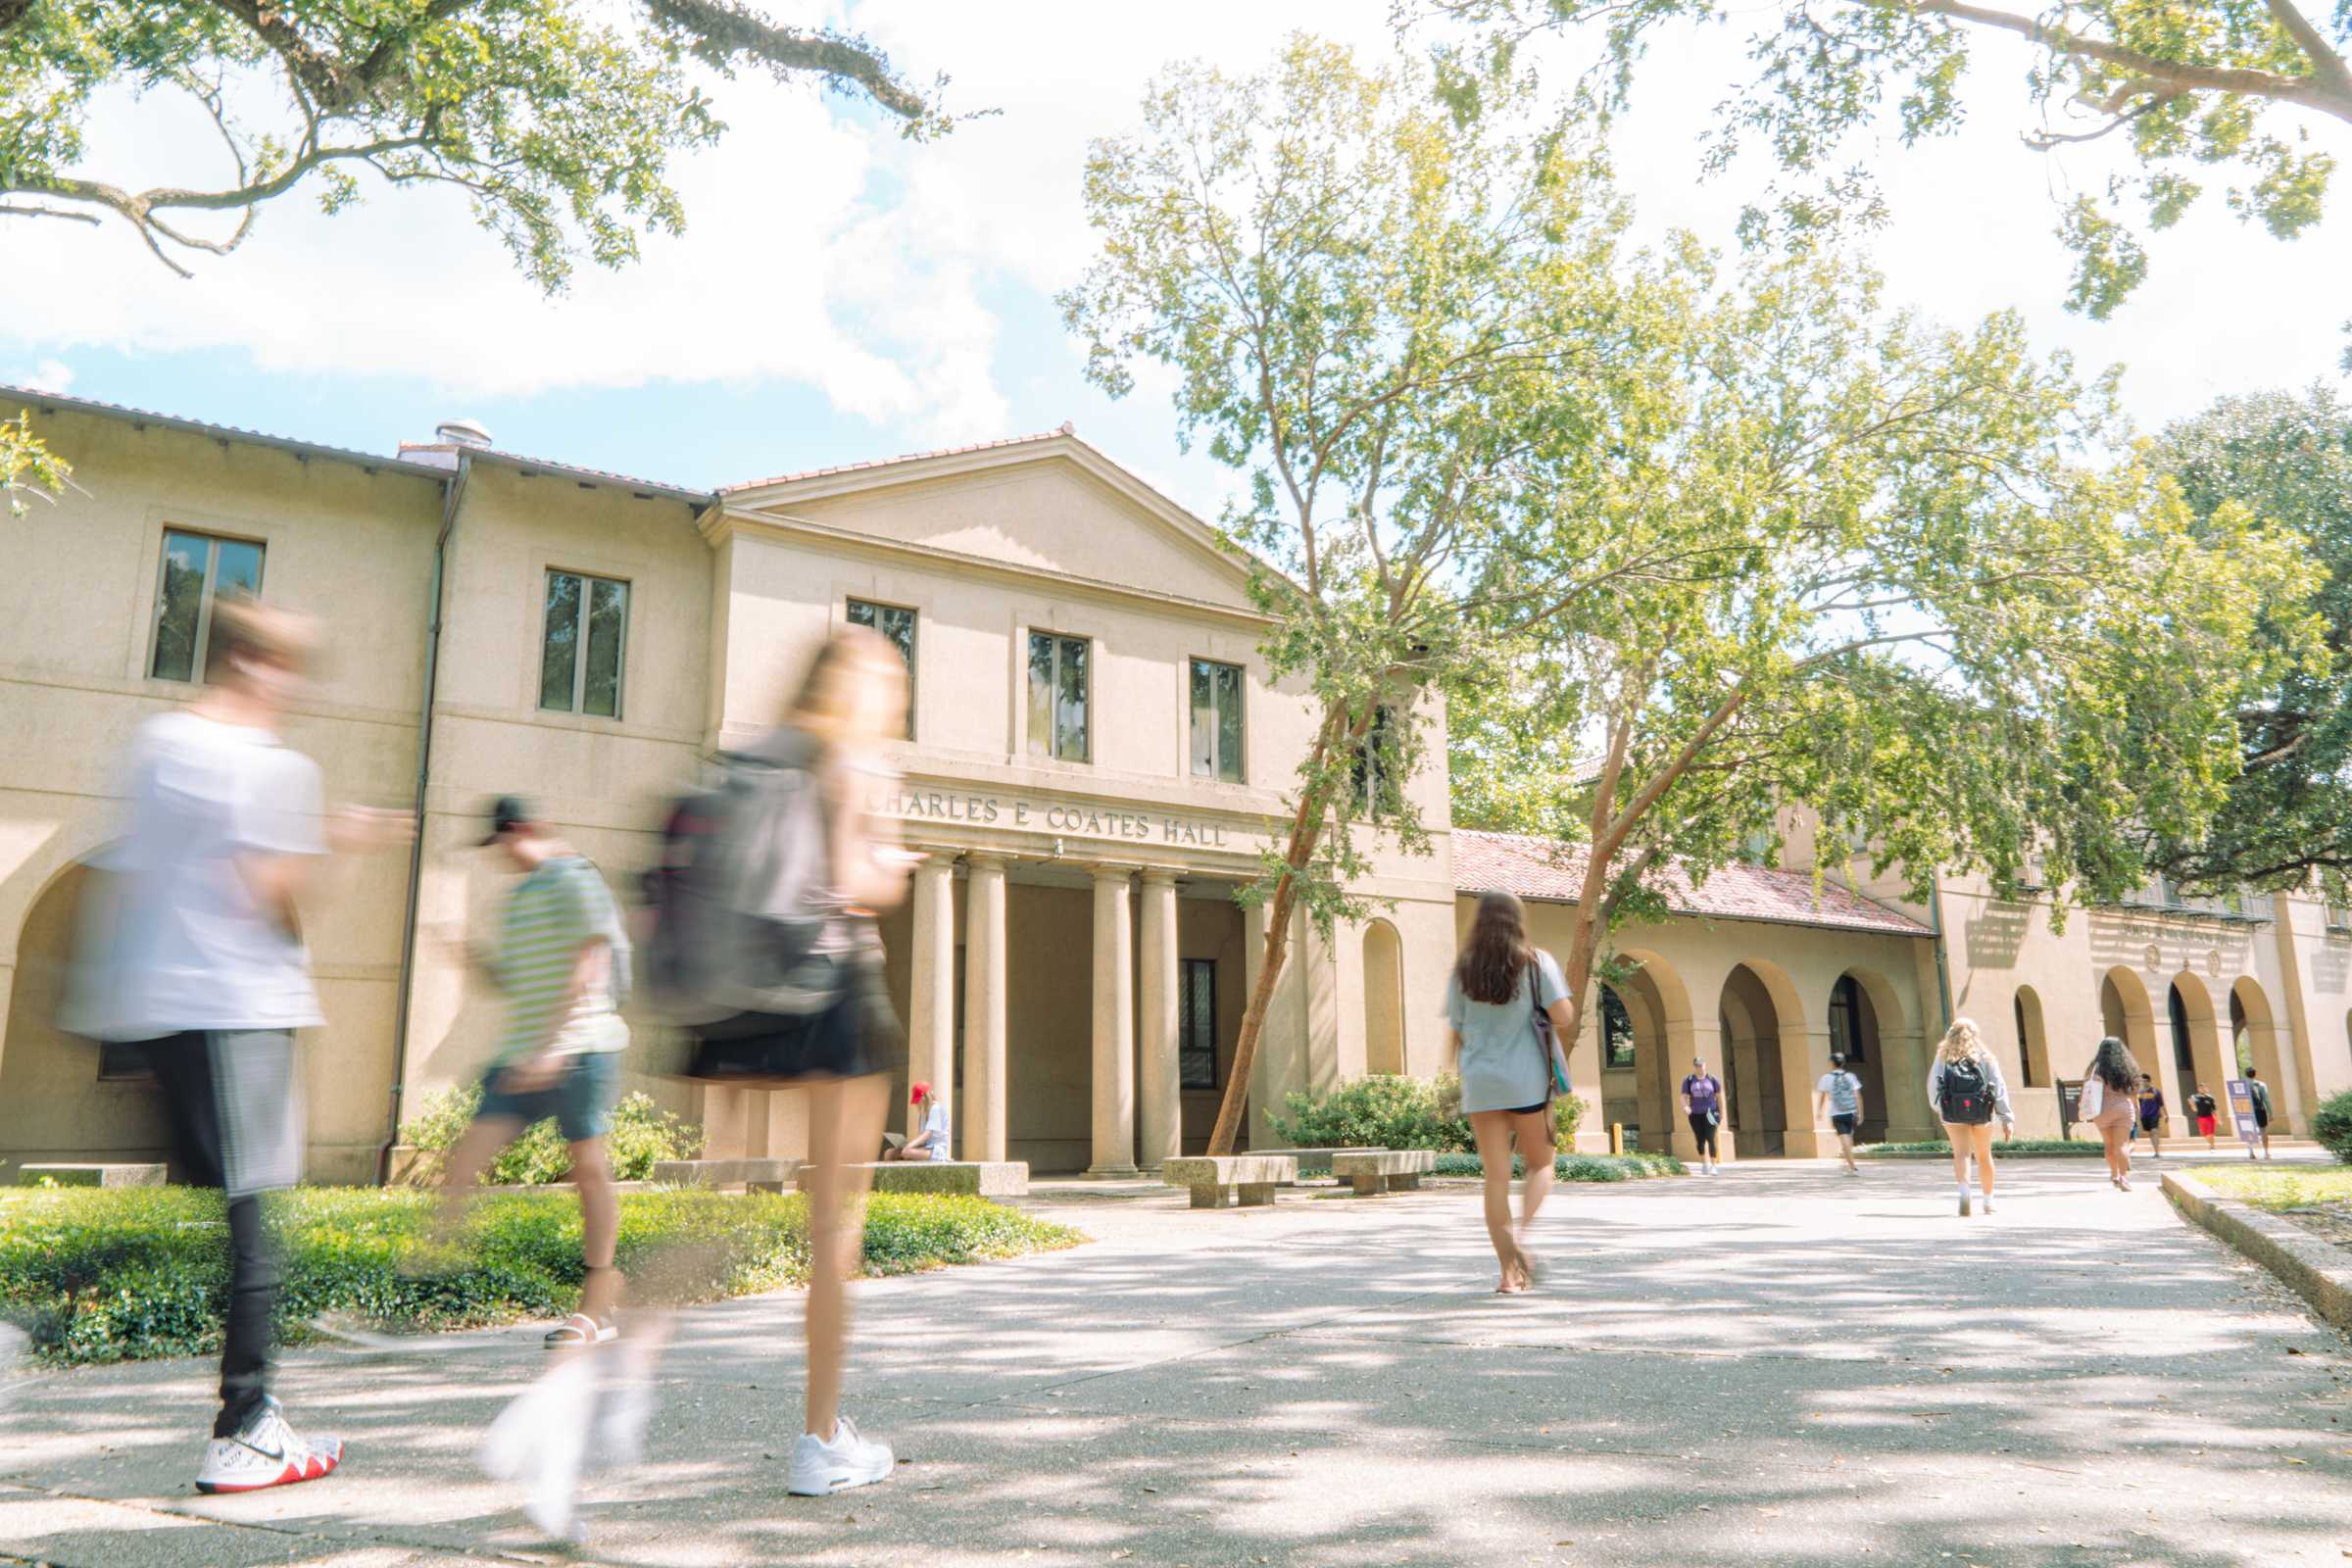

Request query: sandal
[{"left": 544, "top": 1312, "right": 616, "bottom": 1349}]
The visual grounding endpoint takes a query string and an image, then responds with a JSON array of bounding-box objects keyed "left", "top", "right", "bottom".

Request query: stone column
[
  {"left": 1782, "top": 1025, "right": 1837, "bottom": 1158},
  {"left": 906, "top": 855, "right": 957, "bottom": 1152},
  {"left": 1089, "top": 864, "right": 1140, "bottom": 1177},
  {"left": 963, "top": 854, "right": 1008, "bottom": 1162},
  {"left": 1138, "top": 868, "right": 1182, "bottom": 1172}
]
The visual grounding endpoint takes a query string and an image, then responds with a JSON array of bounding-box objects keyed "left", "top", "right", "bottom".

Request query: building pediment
[{"left": 719, "top": 430, "right": 1261, "bottom": 616}]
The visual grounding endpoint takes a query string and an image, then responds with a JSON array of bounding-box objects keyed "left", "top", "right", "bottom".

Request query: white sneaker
[
  {"left": 788, "top": 1415, "right": 894, "bottom": 1495},
  {"left": 1980, "top": 1194, "right": 1996, "bottom": 1214},
  {"left": 195, "top": 1396, "right": 343, "bottom": 1494}
]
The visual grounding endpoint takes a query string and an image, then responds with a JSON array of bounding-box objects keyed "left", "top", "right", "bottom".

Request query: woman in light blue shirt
[{"left": 1444, "top": 891, "right": 1575, "bottom": 1293}]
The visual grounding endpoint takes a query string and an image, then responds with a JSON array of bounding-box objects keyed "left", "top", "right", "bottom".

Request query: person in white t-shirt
[
  {"left": 62, "top": 597, "right": 412, "bottom": 1495},
  {"left": 1814, "top": 1054, "right": 1867, "bottom": 1175},
  {"left": 886, "top": 1081, "right": 952, "bottom": 1161}
]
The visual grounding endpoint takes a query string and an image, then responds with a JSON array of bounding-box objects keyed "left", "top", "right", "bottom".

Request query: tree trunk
[{"left": 1205, "top": 860, "right": 1303, "bottom": 1155}]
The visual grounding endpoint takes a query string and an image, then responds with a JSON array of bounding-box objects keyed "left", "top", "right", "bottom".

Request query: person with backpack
[
  {"left": 1813, "top": 1053, "right": 1866, "bottom": 1175},
  {"left": 1680, "top": 1055, "right": 1726, "bottom": 1175},
  {"left": 2132, "top": 1074, "right": 2167, "bottom": 1160},
  {"left": 422, "top": 796, "right": 632, "bottom": 1348},
  {"left": 2246, "top": 1067, "right": 2274, "bottom": 1158},
  {"left": 1443, "top": 890, "right": 1575, "bottom": 1294},
  {"left": 2079, "top": 1036, "right": 2142, "bottom": 1191},
  {"left": 1926, "top": 1018, "right": 2015, "bottom": 1216},
  {"left": 61, "top": 597, "right": 413, "bottom": 1494},
  {"left": 656, "top": 626, "right": 914, "bottom": 1495},
  {"left": 2191, "top": 1082, "right": 2221, "bottom": 1150}
]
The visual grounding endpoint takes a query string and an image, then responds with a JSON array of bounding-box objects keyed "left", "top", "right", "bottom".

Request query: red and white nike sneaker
[{"left": 194, "top": 1396, "right": 343, "bottom": 1494}]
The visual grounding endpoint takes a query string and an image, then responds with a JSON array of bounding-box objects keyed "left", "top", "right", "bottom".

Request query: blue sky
[{"left": 4, "top": 1, "right": 2346, "bottom": 519}]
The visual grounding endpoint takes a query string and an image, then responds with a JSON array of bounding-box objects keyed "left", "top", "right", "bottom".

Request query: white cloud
[
  {"left": 2, "top": 359, "right": 74, "bottom": 394},
  {"left": 0, "top": 0, "right": 2341, "bottom": 470}
]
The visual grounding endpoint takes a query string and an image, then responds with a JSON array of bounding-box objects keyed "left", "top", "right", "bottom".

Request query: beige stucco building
[{"left": 3, "top": 388, "right": 2347, "bottom": 1182}]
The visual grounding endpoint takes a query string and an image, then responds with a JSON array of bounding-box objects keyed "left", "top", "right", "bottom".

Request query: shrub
[
  {"left": 397, "top": 1085, "right": 706, "bottom": 1185},
  {"left": 0, "top": 1186, "right": 1080, "bottom": 1366},
  {"left": 2314, "top": 1089, "right": 2352, "bottom": 1166},
  {"left": 1271, "top": 1073, "right": 1585, "bottom": 1153},
  {"left": 1429, "top": 1151, "right": 1683, "bottom": 1180}
]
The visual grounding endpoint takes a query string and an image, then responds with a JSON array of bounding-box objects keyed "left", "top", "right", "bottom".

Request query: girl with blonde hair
[{"left": 1926, "top": 1018, "right": 2015, "bottom": 1216}]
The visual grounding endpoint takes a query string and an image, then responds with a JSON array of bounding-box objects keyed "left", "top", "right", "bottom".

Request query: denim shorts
[
  {"left": 477, "top": 1050, "right": 622, "bottom": 1143},
  {"left": 1832, "top": 1112, "right": 1860, "bottom": 1136}
]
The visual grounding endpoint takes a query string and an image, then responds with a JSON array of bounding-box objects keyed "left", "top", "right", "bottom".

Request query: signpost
[
  {"left": 2224, "top": 1078, "right": 2263, "bottom": 1159},
  {"left": 2057, "top": 1079, "right": 2084, "bottom": 1141}
]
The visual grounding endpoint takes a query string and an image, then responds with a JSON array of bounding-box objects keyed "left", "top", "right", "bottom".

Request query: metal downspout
[
  {"left": 1927, "top": 880, "right": 1954, "bottom": 1035},
  {"left": 376, "top": 453, "right": 469, "bottom": 1185}
]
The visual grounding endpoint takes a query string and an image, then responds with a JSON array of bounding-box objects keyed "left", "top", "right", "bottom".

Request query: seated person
[{"left": 883, "top": 1081, "right": 952, "bottom": 1161}]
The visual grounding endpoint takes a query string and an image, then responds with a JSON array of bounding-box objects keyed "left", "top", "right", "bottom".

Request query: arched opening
[
  {"left": 1361, "top": 919, "right": 1405, "bottom": 1076},
  {"left": 1719, "top": 962, "right": 1802, "bottom": 1157},
  {"left": 2099, "top": 966, "right": 2157, "bottom": 1079},
  {"left": 2169, "top": 972, "right": 2226, "bottom": 1101},
  {"left": 1827, "top": 972, "right": 1887, "bottom": 1144},
  {"left": 0, "top": 861, "right": 172, "bottom": 1175},
  {"left": 2231, "top": 977, "right": 2290, "bottom": 1130},
  {"left": 1612, "top": 950, "right": 1696, "bottom": 1157},
  {"left": 2013, "top": 986, "right": 2050, "bottom": 1089}
]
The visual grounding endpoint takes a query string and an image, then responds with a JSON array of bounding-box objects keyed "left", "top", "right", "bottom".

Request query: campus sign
[
  {"left": 2225, "top": 1078, "right": 2263, "bottom": 1153},
  {"left": 882, "top": 786, "right": 1249, "bottom": 850}
]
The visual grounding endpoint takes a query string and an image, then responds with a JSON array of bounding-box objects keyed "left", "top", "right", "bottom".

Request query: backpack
[
  {"left": 640, "top": 728, "right": 837, "bottom": 1020},
  {"left": 1937, "top": 1054, "right": 1994, "bottom": 1125}
]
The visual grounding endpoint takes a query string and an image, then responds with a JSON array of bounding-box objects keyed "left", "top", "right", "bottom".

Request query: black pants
[
  {"left": 1688, "top": 1113, "right": 1720, "bottom": 1157},
  {"left": 141, "top": 1035, "right": 279, "bottom": 1437}
]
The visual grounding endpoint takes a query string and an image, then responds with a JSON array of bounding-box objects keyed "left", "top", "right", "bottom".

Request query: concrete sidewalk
[{"left": 5, "top": 1158, "right": 2350, "bottom": 1567}]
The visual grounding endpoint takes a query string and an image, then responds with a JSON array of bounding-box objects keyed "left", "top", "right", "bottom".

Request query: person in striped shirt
[{"left": 429, "top": 796, "right": 631, "bottom": 1348}]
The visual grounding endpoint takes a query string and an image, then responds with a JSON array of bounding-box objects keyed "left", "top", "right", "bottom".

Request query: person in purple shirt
[{"left": 1680, "top": 1055, "right": 1726, "bottom": 1175}]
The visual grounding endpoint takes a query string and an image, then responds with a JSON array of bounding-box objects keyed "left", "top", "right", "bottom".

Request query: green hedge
[
  {"left": 2314, "top": 1089, "right": 2352, "bottom": 1165},
  {"left": 0, "top": 1186, "right": 1080, "bottom": 1366},
  {"left": 1857, "top": 1139, "right": 2104, "bottom": 1158},
  {"left": 398, "top": 1086, "right": 706, "bottom": 1186},
  {"left": 1430, "top": 1151, "right": 1684, "bottom": 1181},
  {"left": 1270, "top": 1073, "right": 1584, "bottom": 1153}
]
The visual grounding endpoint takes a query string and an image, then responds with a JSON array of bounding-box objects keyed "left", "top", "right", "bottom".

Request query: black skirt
[{"left": 684, "top": 951, "right": 898, "bottom": 1085}]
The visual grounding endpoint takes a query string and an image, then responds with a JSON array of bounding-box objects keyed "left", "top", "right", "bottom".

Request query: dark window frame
[
  {"left": 1179, "top": 957, "right": 1218, "bottom": 1090},
  {"left": 1601, "top": 986, "right": 1636, "bottom": 1068},
  {"left": 1828, "top": 974, "right": 1867, "bottom": 1063},
  {"left": 1026, "top": 630, "right": 1092, "bottom": 762},
  {"left": 538, "top": 567, "right": 630, "bottom": 718},
  {"left": 1188, "top": 657, "right": 1247, "bottom": 784},
  {"left": 847, "top": 598, "right": 918, "bottom": 738},
  {"left": 148, "top": 527, "right": 267, "bottom": 684}
]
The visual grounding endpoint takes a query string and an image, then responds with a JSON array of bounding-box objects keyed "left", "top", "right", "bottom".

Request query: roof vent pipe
[{"left": 435, "top": 418, "right": 492, "bottom": 449}]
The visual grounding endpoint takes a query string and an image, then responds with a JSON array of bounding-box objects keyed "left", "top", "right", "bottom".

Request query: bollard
[{"left": 1609, "top": 1122, "right": 1624, "bottom": 1155}]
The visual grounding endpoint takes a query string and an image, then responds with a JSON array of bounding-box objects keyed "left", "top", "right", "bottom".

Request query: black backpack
[
  {"left": 1937, "top": 1054, "right": 1994, "bottom": 1125},
  {"left": 640, "top": 728, "right": 836, "bottom": 1020}
]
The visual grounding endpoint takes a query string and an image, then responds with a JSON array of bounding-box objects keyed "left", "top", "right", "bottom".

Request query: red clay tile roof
[
  {"left": 1452, "top": 829, "right": 1931, "bottom": 937},
  {"left": 721, "top": 424, "right": 1078, "bottom": 494}
]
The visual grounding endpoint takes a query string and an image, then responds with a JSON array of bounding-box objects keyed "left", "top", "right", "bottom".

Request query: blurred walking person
[
  {"left": 1814, "top": 1053, "right": 1866, "bottom": 1175},
  {"left": 1927, "top": 1019, "right": 2014, "bottom": 1217},
  {"left": 2081, "top": 1037, "right": 2142, "bottom": 1191},
  {"left": 1444, "top": 891, "right": 1575, "bottom": 1294},
  {"left": 62, "top": 597, "right": 411, "bottom": 1493},
  {"left": 654, "top": 626, "right": 914, "bottom": 1494},
  {"left": 424, "top": 797, "right": 631, "bottom": 1348},
  {"left": 2246, "top": 1067, "right": 2275, "bottom": 1159},
  {"left": 2132, "top": 1074, "right": 2167, "bottom": 1160},
  {"left": 2192, "top": 1082, "right": 2221, "bottom": 1151}
]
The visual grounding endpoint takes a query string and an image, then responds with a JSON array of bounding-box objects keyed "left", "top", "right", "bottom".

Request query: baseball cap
[{"left": 479, "top": 795, "right": 534, "bottom": 846}]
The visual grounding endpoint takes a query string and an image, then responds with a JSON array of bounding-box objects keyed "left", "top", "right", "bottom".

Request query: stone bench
[
  {"left": 1331, "top": 1149, "right": 1437, "bottom": 1197},
  {"left": 1269, "top": 1147, "right": 1390, "bottom": 1184},
  {"left": 796, "top": 1161, "right": 1029, "bottom": 1199},
  {"left": 16, "top": 1163, "right": 167, "bottom": 1189},
  {"left": 1162, "top": 1154, "right": 1298, "bottom": 1209},
  {"left": 651, "top": 1157, "right": 803, "bottom": 1193}
]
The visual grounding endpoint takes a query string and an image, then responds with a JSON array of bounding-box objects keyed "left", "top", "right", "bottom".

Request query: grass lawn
[{"left": 2186, "top": 1163, "right": 2352, "bottom": 1211}]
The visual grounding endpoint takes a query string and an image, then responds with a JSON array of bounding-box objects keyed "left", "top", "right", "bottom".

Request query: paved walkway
[{"left": 5, "top": 1157, "right": 2351, "bottom": 1567}]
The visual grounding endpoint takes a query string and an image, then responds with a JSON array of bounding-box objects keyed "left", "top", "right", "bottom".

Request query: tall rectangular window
[
  {"left": 539, "top": 570, "right": 628, "bottom": 718},
  {"left": 1179, "top": 957, "right": 1217, "bottom": 1089},
  {"left": 1026, "top": 631, "right": 1090, "bottom": 761},
  {"left": 1349, "top": 705, "right": 1401, "bottom": 815},
  {"left": 149, "top": 529, "right": 265, "bottom": 683},
  {"left": 1189, "top": 659, "right": 1245, "bottom": 783},
  {"left": 847, "top": 599, "right": 917, "bottom": 737}
]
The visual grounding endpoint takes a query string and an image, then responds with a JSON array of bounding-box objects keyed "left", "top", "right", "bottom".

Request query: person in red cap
[{"left": 883, "top": 1081, "right": 952, "bottom": 1162}]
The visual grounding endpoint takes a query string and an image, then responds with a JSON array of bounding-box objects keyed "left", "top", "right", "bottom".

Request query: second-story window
[
  {"left": 847, "top": 599, "right": 916, "bottom": 737},
  {"left": 1027, "top": 631, "right": 1090, "bottom": 762},
  {"left": 1349, "top": 705, "right": 1401, "bottom": 814},
  {"left": 150, "top": 529, "right": 265, "bottom": 683},
  {"left": 1189, "top": 659, "right": 1245, "bottom": 783},
  {"left": 540, "top": 569, "right": 628, "bottom": 718}
]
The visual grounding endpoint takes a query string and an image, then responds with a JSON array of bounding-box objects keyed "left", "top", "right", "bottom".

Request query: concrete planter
[{"left": 2164, "top": 1170, "right": 2352, "bottom": 1334}]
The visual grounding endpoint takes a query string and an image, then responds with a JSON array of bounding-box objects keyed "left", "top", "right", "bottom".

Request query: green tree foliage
[
  {"left": 0, "top": 0, "right": 957, "bottom": 287},
  {"left": 0, "top": 408, "right": 72, "bottom": 516},
  {"left": 1447, "top": 251, "right": 2320, "bottom": 1033},
  {"left": 1409, "top": 0, "right": 2351, "bottom": 320},
  {"left": 1062, "top": 37, "right": 1671, "bottom": 1154},
  {"left": 2145, "top": 386, "right": 2352, "bottom": 894}
]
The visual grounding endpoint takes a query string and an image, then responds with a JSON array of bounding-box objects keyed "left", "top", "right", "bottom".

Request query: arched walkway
[
  {"left": 1827, "top": 966, "right": 1911, "bottom": 1145},
  {"left": 1718, "top": 960, "right": 1807, "bottom": 1157},
  {"left": 2230, "top": 977, "right": 2298, "bottom": 1134},
  {"left": 1361, "top": 919, "right": 1405, "bottom": 1076},
  {"left": 2169, "top": 971, "right": 2227, "bottom": 1105},
  {"left": 0, "top": 860, "right": 171, "bottom": 1174},
  {"left": 2099, "top": 965, "right": 2159, "bottom": 1092}
]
